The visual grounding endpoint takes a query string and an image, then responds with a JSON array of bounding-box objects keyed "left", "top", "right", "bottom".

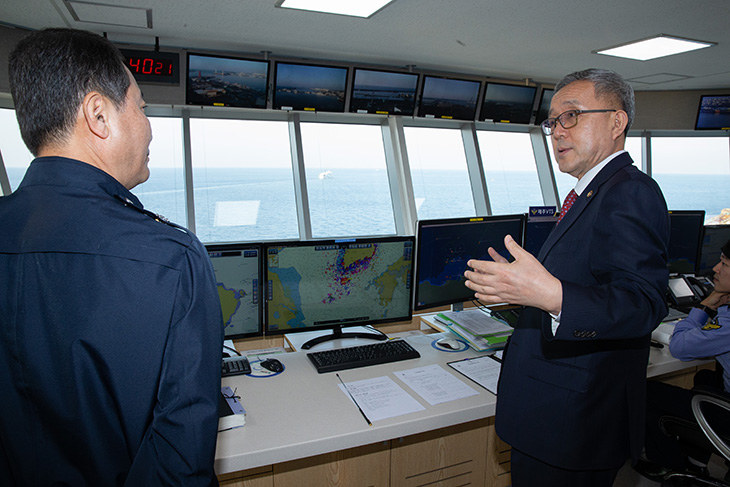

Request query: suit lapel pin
[{"left": 586, "top": 190, "right": 594, "bottom": 198}]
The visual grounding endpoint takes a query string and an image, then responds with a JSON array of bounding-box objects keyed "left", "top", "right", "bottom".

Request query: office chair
[{"left": 660, "top": 388, "right": 730, "bottom": 486}]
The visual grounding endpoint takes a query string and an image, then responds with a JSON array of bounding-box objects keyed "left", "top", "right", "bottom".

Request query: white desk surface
[
  {"left": 215, "top": 317, "right": 710, "bottom": 476},
  {"left": 215, "top": 331, "right": 494, "bottom": 475}
]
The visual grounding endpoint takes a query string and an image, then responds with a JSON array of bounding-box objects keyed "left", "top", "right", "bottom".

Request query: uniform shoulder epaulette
[{"left": 114, "top": 194, "right": 189, "bottom": 233}]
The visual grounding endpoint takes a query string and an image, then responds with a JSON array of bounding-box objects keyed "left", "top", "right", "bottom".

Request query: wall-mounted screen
[
  {"left": 186, "top": 53, "right": 269, "bottom": 109},
  {"left": 273, "top": 62, "right": 348, "bottom": 113},
  {"left": 414, "top": 214, "right": 526, "bottom": 311},
  {"left": 349, "top": 68, "right": 419, "bottom": 116},
  {"left": 205, "top": 243, "right": 264, "bottom": 339},
  {"left": 417, "top": 75, "right": 481, "bottom": 120},
  {"left": 535, "top": 88, "right": 555, "bottom": 126},
  {"left": 265, "top": 237, "right": 414, "bottom": 349},
  {"left": 667, "top": 210, "right": 706, "bottom": 275},
  {"left": 479, "top": 83, "right": 537, "bottom": 124},
  {"left": 695, "top": 94, "right": 730, "bottom": 130}
]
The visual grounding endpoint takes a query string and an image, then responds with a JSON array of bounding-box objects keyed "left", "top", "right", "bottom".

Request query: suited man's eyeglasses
[{"left": 541, "top": 109, "right": 617, "bottom": 136}]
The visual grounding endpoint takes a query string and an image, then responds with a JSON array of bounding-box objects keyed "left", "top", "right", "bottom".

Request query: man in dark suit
[{"left": 464, "top": 68, "right": 669, "bottom": 486}]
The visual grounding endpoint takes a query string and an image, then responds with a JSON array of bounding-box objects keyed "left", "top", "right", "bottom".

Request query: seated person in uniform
[{"left": 636, "top": 238, "right": 730, "bottom": 480}]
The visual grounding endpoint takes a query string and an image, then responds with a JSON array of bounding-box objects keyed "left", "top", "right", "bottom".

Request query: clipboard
[{"left": 447, "top": 355, "right": 502, "bottom": 395}]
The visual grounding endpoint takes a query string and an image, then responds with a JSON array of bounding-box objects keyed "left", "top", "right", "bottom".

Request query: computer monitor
[
  {"left": 523, "top": 207, "right": 558, "bottom": 256},
  {"left": 694, "top": 94, "right": 730, "bottom": 130},
  {"left": 264, "top": 236, "right": 415, "bottom": 349},
  {"left": 186, "top": 52, "right": 269, "bottom": 109},
  {"left": 273, "top": 61, "right": 348, "bottom": 113},
  {"left": 479, "top": 82, "right": 537, "bottom": 124},
  {"left": 534, "top": 88, "right": 555, "bottom": 126},
  {"left": 417, "top": 75, "right": 481, "bottom": 120},
  {"left": 413, "top": 214, "right": 526, "bottom": 311},
  {"left": 349, "top": 68, "right": 419, "bottom": 116},
  {"left": 206, "top": 243, "right": 264, "bottom": 339},
  {"left": 667, "top": 210, "right": 706, "bottom": 275},
  {"left": 699, "top": 225, "right": 730, "bottom": 276}
]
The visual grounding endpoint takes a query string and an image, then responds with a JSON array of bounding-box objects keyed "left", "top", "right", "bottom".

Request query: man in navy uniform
[
  {"left": 464, "top": 69, "right": 669, "bottom": 486},
  {"left": 0, "top": 28, "right": 223, "bottom": 485}
]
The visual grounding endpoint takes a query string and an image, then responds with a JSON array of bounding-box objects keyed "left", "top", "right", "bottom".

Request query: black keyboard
[
  {"left": 307, "top": 340, "right": 421, "bottom": 374},
  {"left": 222, "top": 356, "right": 251, "bottom": 377}
]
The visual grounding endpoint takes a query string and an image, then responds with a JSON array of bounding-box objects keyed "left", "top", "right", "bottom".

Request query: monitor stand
[{"left": 300, "top": 325, "right": 387, "bottom": 350}]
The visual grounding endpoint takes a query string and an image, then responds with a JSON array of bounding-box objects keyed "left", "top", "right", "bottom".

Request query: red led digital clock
[{"left": 119, "top": 48, "right": 180, "bottom": 85}]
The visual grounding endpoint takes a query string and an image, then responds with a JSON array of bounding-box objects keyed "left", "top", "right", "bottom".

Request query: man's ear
[
  {"left": 612, "top": 110, "right": 629, "bottom": 140},
  {"left": 81, "top": 92, "right": 111, "bottom": 139}
]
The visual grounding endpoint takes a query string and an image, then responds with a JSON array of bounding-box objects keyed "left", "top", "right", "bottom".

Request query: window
[
  {"left": 134, "top": 117, "right": 186, "bottom": 226},
  {"left": 477, "top": 131, "right": 543, "bottom": 214},
  {"left": 547, "top": 135, "right": 644, "bottom": 203},
  {"left": 190, "top": 118, "right": 298, "bottom": 242},
  {"left": 651, "top": 136, "right": 730, "bottom": 222},
  {"left": 300, "top": 122, "right": 395, "bottom": 237},
  {"left": 404, "top": 126, "right": 475, "bottom": 220},
  {"left": 0, "top": 108, "right": 33, "bottom": 192}
]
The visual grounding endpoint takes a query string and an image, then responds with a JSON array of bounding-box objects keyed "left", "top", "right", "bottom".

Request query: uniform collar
[{"left": 19, "top": 156, "right": 144, "bottom": 208}]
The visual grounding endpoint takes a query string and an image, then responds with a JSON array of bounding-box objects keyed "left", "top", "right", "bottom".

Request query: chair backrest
[{"left": 692, "top": 393, "right": 730, "bottom": 462}]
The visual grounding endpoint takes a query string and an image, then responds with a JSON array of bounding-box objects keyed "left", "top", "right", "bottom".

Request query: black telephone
[{"left": 667, "top": 275, "right": 714, "bottom": 308}]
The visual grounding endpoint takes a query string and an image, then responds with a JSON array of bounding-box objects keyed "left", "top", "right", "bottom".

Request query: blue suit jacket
[{"left": 495, "top": 152, "right": 669, "bottom": 470}]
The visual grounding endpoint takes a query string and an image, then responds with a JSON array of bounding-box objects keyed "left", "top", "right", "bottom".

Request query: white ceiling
[{"left": 2, "top": 0, "right": 729, "bottom": 91}]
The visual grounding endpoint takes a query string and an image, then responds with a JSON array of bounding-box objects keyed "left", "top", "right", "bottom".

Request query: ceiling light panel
[
  {"left": 276, "top": 0, "right": 395, "bottom": 18},
  {"left": 596, "top": 35, "right": 714, "bottom": 61}
]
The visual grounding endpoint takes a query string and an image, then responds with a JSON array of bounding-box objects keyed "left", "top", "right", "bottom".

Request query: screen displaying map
[
  {"left": 414, "top": 214, "right": 525, "bottom": 310},
  {"left": 265, "top": 237, "right": 414, "bottom": 334},
  {"left": 206, "top": 243, "right": 263, "bottom": 338}
]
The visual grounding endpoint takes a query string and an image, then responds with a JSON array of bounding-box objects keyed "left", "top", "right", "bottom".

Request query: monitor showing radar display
[
  {"left": 206, "top": 243, "right": 263, "bottom": 339},
  {"left": 264, "top": 236, "right": 414, "bottom": 349}
]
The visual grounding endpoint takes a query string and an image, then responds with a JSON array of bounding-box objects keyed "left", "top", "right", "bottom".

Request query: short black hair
[
  {"left": 554, "top": 68, "right": 635, "bottom": 136},
  {"left": 8, "top": 28, "right": 130, "bottom": 156}
]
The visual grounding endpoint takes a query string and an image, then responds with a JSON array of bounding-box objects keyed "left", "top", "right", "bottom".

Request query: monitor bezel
[
  {"left": 667, "top": 210, "right": 706, "bottom": 276},
  {"left": 348, "top": 67, "right": 420, "bottom": 116},
  {"left": 413, "top": 214, "right": 527, "bottom": 311},
  {"left": 263, "top": 236, "right": 416, "bottom": 337},
  {"left": 185, "top": 52, "right": 270, "bottom": 109},
  {"left": 478, "top": 82, "right": 537, "bottom": 124},
  {"left": 417, "top": 74, "right": 481, "bottom": 121},
  {"left": 205, "top": 242, "right": 265, "bottom": 339},
  {"left": 272, "top": 61, "right": 349, "bottom": 113},
  {"left": 694, "top": 94, "right": 730, "bottom": 131}
]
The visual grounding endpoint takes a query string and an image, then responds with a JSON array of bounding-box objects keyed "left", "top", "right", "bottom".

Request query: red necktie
[{"left": 557, "top": 189, "right": 577, "bottom": 224}]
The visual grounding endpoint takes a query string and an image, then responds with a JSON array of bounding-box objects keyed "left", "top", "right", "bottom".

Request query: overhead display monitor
[
  {"left": 417, "top": 75, "right": 481, "bottom": 120},
  {"left": 349, "top": 68, "right": 419, "bottom": 116},
  {"left": 667, "top": 210, "right": 706, "bottom": 275},
  {"left": 535, "top": 88, "right": 555, "bottom": 126},
  {"left": 273, "top": 61, "right": 348, "bottom": 113},
  {"left": 205, "top": 243, "right": 264, "bottom": 339},
  {"left": 699, "top": 225, "right": 730, "bottom": 276},
  {"left": 414, "top": 214, "right": 526, "bottom": 311},
  {"left": 265, "top": 236, "right": 414, "bottom": 349},
  {"left": 479, "top": 82, "right": 537, "bottom": 124},
  {"left": 694, "top": 94, "right": 730, "bottom": 130},
  {"left": 186, "top": 53, "right": 269, "bottom": 109}
]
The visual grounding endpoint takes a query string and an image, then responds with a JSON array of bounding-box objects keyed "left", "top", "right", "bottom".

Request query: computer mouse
[
  {"left": 437, "top": 338, "right": 461, "bottom": 350},
  {"left": 261, "top": 358, "right": 284, "bottom": 373}
]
